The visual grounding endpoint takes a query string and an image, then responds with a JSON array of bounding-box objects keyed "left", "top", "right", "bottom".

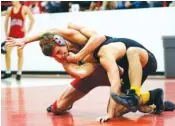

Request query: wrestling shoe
[
  {"left": 164, "top": 100, "right": 175, "bottom": 111},
  {"left": 1, "top": 73, "right": 12, "bottom": 79},
  {"left": 16, "top": 74, "right": 21, "bottom": 81},
  {"left": 47, "top": 104, "right": 73, "bottom": 112},
  {"left": 146, "top": 88, "right": 164, "bottom": 114},
  {"left": 111, "top": 89, "right": 139, "bottom": 112}
]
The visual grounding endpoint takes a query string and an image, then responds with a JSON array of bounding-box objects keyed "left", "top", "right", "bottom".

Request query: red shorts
[{"left": 70, "top": 65, "right": 110, "bottom": 94}]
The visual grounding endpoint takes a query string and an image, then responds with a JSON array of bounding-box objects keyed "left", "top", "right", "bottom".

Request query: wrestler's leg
[
  {"left": 50, "top": 67, "right": 103, "bottom": 115},
  {"left": 112, "top": 90, "right": 161, "bottom": 117},
  {"left": 126, "top": 47, "right": 149, "bottom": 96},
  {"left": 16, "top": 48, "right": 23, "bottom": 80},
  {"left": 50, "top": 86, "right": 87, "bottom": 115},
  {"left": 1, "top": 45, "right": 13, "bottom": 79},
  {"left": 112, "top": 88, "right": 164, "bottom": 114},
  {"left": 111, "top": 47, "right": 149, "bottom": 112},
  {"left": 5, "top": 45, "right": 13, "bottom": 71},
  {"left": 110, "top": 92, "right": 153, "bottom": 117}
]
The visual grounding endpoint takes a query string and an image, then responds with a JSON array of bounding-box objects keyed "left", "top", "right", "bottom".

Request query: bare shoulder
[
  {"left": 22, "top": 5, "right": 34, "bottom": 17},
  {"left": 23, "top": 5, "right": 30, "bottom": 10},
  {"left": 22, "top": 5, "right": 31, "bottom": 13},
  {"left": 6, "top": 7, "right": 12, "bottom": 14}
]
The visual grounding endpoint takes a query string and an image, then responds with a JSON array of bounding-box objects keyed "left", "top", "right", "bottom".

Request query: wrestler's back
[{"left": 93, "top": 36, "right": 151, "bottom": 61}]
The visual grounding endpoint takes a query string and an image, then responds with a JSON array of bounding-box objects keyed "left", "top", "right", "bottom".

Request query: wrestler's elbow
[{"left": 94, "top": 34, "right": 106, "bottom": 43}]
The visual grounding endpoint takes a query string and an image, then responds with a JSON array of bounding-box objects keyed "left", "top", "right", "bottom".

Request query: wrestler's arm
[
  {"left": 68, "top": 22, "right": 106, "bottom": 62},
  {"left": 24, "top": 6, "right": 34, "bottom": 33},
  {"left": 52, "top": 86, "right": 87, "bottom": 114},
  {"left": 5, "top": 28, "right": 76, "bottom": 47},
  {"left": 62, "top": 62, "right": 98, "bottom": 79},
  {"left": 99, "top": 58, "right": 121, "bottom": 119},
  {"left": 22, "top": 29, "right": 73, "bottom": 44},
  {"left": 4, "top": 7, "right": 11, "bottom": 37},
  {"left": 96, "top": 45, "right": 126, "bottom": 121}
]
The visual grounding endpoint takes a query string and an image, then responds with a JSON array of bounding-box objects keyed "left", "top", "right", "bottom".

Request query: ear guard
[{"left": 54, "top": 35, "right": 66, "bottom": 46}]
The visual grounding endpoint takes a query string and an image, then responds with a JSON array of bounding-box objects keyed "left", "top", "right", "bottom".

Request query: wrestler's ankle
[
  {"left": 130, "top": 85, "right": 141, "bottom": 96},
  {"left": 51, "top": 100, "right": 58, "bottom": 111}
]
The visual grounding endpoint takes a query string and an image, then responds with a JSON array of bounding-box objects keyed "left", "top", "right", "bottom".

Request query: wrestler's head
[
  {"left": 12, "top": 1, "right": 20, "bottom": 6},
  {"left": 40, "top": 32, "right": 68, "bottom": 63}
]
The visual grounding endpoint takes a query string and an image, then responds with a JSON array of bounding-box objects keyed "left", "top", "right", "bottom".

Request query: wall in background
[{"left": 1, "top": 8, "right": 175, "bottom": 72}]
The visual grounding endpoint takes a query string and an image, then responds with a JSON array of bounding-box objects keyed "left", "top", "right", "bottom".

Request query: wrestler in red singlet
[
  {"left": 71, "top": 65, "right": 110, "bottom": 93},
  {"left": 2, "top": 2, "right": 34, "bottom": 81}
]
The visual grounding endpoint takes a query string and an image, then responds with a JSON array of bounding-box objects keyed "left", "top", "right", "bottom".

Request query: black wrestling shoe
[
  {"left": 47, "top": 104, "right": 73, "bottom": 112},
  {"left": 1, "top": 48, "right": 6, "bottom": 54},
  {"left": 147, "top": 88, "right": 164, "bottom": 114},
  {"left": 111, "top": 89, "right": 139, "bottom": 112},
  {"left": 47, "top": 105, "right": 52, "bottom": 112},
  {"left": 164, "top": 100, "right": 175, "bottom": 111},
  {"left": 16, "top": 74, "right": 21, "bottom": 81},
  {"left": 1, "top": 73, "right": 12, "bottom": 79}
]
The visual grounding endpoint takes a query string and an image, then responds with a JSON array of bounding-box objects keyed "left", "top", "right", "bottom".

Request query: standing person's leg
[
  {"left": 16, "top": 48, "right": 23, "bottom": 80},
  {"left": 1, "top": 45, "right": 13, "bottom": 79}
]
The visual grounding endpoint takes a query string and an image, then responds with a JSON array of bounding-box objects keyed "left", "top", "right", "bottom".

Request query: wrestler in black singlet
[{"left": 93, "top": 36, "right": 157, "bottom": 94}]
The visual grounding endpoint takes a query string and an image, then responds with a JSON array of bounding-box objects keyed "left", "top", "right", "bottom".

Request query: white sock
[
  {"left": 6, "top": 71, "right": 11, "bottom": 74},
  {"left": 17, "top": 71, "right": 22, "bottom": 75}
]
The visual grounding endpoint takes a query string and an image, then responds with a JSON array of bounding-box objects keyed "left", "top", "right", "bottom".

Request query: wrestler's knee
[
  {"left": 126, "top": 47, "right": 139, "bottom": 56},
  {"left": 17, "top": 49, "right": 23, "bottom": 57},
  {"left": 126, "top": 47, "right": 148, "bottom": 67},
  {"left": 5, "top": 46, "right": 12, "bottom": 56}
]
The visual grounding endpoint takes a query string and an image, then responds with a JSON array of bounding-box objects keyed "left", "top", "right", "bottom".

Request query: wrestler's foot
[
  {"left": 1, "top": 73, "right": 12, "bottom": 79},
  {"left": 16, "top": 74, "right": 21, "bottom": 81},
  {"left": 47, "top": 105, "right": 52, "bottom": 112},
  {"left": 164, "top": 100, "right": 175, "bottom": 111},
  {"left": 47, "top": 104, "right": 73, "bottom": 112},
  {"left": 147, "top": 88, "right": 164, "bottom": 114},
  {"left": 111, "top": 89, "right": 139, "bottom": 112}
]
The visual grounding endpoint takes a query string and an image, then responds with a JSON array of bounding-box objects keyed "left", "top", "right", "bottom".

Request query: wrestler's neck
[
  {"left": 13, "top": 3, "right": 21, "bottom": 8},
  {"left": 65, "top": 41, "right": 81, "bottom": 54}
]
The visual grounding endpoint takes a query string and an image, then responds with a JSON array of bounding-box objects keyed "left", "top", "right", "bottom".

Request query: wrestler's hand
[
  {"left": 6, "top": 37, "right": 25, "bottom": 49},
  {"left": 66, "top": 52, "right": 81, "bottom": 63},
  {"left": 96, "top": 114, "right": 112, "bottom": 122}
]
